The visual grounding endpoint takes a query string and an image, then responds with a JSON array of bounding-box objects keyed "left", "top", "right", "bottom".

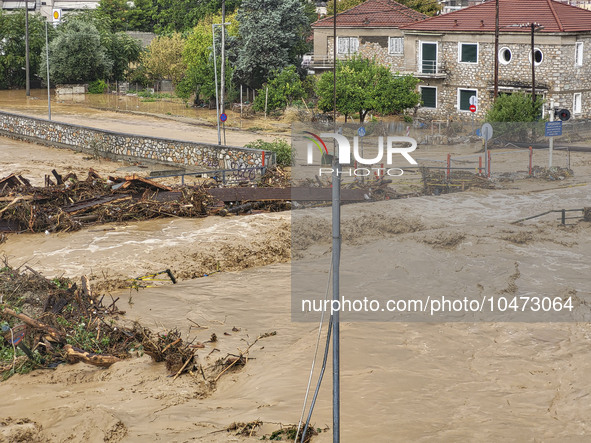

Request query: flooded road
[{"left": 0, "top": 89, "right": 280, "bottom": 146}]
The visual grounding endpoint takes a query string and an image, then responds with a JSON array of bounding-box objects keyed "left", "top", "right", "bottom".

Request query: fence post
[
  {"left": 262, "top": 151, "right": 265, "bottom": 168},
  {"left": 479, "top": 156, "right": 482, "bottom": 175},
  {"left": 529, "top": 146, "right": 533, "bottom": 176},
  {"left": 446, "top": 154, "right": 451, "bottom": 180},
  {"left": 561, "top": 209, "right": 566, "bottom": 225}
]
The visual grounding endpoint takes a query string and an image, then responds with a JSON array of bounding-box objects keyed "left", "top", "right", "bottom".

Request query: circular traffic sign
[
  {"left": 357, "top": 126, "right": 366, "bottom": 137},
  {"left": 469, "top": 104, "right": 476, "bottom": 113},
  {"left": 481, "top": 123, "right": 493, "bottom": 141},
  {"left": 220, "top": 113, "right": 227, "bottom": 122}
]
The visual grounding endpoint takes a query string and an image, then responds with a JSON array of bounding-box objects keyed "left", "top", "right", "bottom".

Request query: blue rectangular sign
[{"left": 545, "top": 121, "right": 563, "bottom": 137}]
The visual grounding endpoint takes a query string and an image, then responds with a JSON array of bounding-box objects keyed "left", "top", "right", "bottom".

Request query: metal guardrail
[{"left": 149, "top": 166, "right": 268, "bottom": 185}]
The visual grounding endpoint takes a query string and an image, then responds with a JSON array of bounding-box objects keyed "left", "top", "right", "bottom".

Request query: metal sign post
[
  {"left": 45, "top": 22, "right": 51, "bottom": 121},
  {"left": 481, "top": 123, "right": 493, "bottom": 175}
]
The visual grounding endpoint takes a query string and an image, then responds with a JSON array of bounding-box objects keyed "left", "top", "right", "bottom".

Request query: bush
[
  {"left": 244, "top": 138, "right": 294, "bottom": 167},
  {"left": 88, "top": 79, "right": 108, "bottom": 94},
  {"left": 253, "top": 66, "right": 307, "bottom": 113},
  {"left": 486, "top": 93, "right": 544, "bottom": 122}
]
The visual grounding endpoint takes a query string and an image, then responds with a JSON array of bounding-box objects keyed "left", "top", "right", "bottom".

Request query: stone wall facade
[
  {"left": 404, "top": 31, "right": 591, "bottom": 121},
  {"left": 0, "top": 111, "right": 272, "bottom": 170}
]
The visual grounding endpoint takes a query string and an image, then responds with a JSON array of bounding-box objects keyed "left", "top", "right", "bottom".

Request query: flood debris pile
[
  {"left": 0, "top": 263, "right": 134, "bottom": 377},
  {"left": 224, "top": 421, "right": 320, "bottom": 442},
  {"left": 420, "top": 167, "right": 495, "bottom": 195},
  {"left": 529, "top": 166, "right": 574, "bottom": 180},
  {"left": 0, "top": 263, "right": 273, "bottom": 383},
  {"left": 0, "top": 169, "right": 214, "bottom": 233}
]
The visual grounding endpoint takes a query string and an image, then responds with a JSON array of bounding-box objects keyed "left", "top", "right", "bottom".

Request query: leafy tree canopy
[
  {"left": 40, "top": 20, "right": 113, "bottom": 84},
  {"left": 140, "top": 32, "right": 186, "bottom": 86},
  {"left": 316, "top": 57, "right": 420, "bottom": 122},
  {"left": 486, "top": 93, "right": 545, "bottom": 122},
  {"left": 327, "top": 0, "right": 440, "bottom": 17},
  {"left": 97, "top": 0, "right": 157, "bottom": 32},
  {"left": 0, "top": 10, "right": 50, "bottom": 89},
  {"left": 176, "top": 12, "right": 238, "bottom": 103},
  {"left": 153, "top": 0, "right": 241, "bottom": 34},
  {"left": 235, "top": 0, "right": 310, "bottom": 89},
  {"left": 253, "top": 65, "right": 307, "bottom": 112}
]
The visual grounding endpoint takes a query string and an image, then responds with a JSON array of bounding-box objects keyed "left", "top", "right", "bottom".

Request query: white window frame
[
  {"left": 575, "top": 42, "right": 584, "bottom": 67},
  {"left": 498, "top": 46, "right": 512, "bottom": 65},
  {"left": 419, "top": 86, "right": 437, "bottom": 108},
  {"left": 528, "top": 47, "right": 543, "bottom": 66},
  {"left": 457, "top": 88, "right": 478, "bottom": 112},
  {"left": 336, "top": 37, "right": 359, "bottom": 55},
  {"left": 419, "top": 41, "right": 439, "bottom": 74},
  {"left": 458, "top": 42, "right": 479, "bottom": 64},
  {"left": 573, "top": 92, "right": 582, "bottom": 114},
  {"left": 388, "top": 37, "right": 404, "bottom": 55}
]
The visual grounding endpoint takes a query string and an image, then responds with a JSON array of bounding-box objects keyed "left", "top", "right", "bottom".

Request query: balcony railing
[
  {"left": 416, "top": 60, "right": 447, "bottom": 78},
  {"left": 302, "top": 54, "right": 357, "bottom": 70}
]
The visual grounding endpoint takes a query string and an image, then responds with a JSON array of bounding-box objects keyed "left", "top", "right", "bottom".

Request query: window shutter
[
  {"left": 337, "top": 37, "right": 348, "bottom": 54},
  {"left": 350, "top": 38, "right": 359, "bottom": 54}
]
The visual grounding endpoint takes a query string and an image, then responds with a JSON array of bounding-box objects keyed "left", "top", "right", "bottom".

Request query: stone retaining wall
[{"left": 0, "top": 111, "right": 272, "bottom": 171}]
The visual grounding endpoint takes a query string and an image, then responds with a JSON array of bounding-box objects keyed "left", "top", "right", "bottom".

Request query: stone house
[
  {"left": 309, "top": 0, "right": 426, "bottom": 72},
  {"left": 311, "top": 0, "right": 591, "bottom": 120},
  {"left": 400, "top": 0, "right": 591, "bottom": 120}
]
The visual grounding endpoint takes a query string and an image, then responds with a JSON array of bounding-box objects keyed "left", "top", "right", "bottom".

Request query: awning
[
  {"left": 52, "top": 1, "right": 99, "bottom": 9},
  {"left": 2, "top": 2, "right": 36, "bottom": 9}
]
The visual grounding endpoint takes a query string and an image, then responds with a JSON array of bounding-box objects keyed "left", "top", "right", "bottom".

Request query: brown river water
[
  {"left": 1, "top": 98, "right": 591, "bottom": 442},
  {"left": 1, "top": 179, "right": 591, "bottom": 442}
]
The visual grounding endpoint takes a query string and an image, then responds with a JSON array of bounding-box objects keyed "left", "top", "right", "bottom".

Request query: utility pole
[
  {"left": 493, "top": 0, "right": 499, "bottom": 100},
  {"left": 212, "top": 24, "right": 221, "bottom": 145},
  {"left": 220, "top": 0, "right": 226, "bottom": 145},
  {"left": 332, "top": 5, "right": 340, "bottom": 443},
  {"left": 25, "top": 0, "right": 30, "bottom": 97},
  {"left": 531, "top": 23, "right": 536, "bottom": 105},
  {"left": 45, "top": 22, "right": 51, "bottom": 120}
]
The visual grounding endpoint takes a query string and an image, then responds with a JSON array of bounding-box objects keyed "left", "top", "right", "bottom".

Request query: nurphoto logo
[{"left": 303, "top": 131, "right": 418, "bottom": 177}]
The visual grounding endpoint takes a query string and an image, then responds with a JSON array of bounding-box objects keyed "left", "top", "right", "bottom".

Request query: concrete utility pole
[
  {"left": 493, "top": 0, "right": 499, "bottom": 100},
  {"left": 531, "top": 23, "right": 536, "bottom": 105},
  {"left": 25, "top": 0, "right": 31, "bottom": 96},
  {"left": 332, "top": 6, "right": 340, "bottom": 443},
  {"left": 220, "top": 0, "right": 226, "bottom": 145}
]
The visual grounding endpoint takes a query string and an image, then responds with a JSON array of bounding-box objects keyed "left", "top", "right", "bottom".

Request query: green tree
[
  {"left": 486, "top": 93, "right": 544, "bottom": 122},
  {"left": 97, "top": 0, "right": 157, "bottom": 32},
  {"left": 316, "top": 57, "right": 420, "bottom": 122},
  {"left": 154, "top": 0, "right": 241, "bottom": 33},
  {"left": 176, "top": 13, "right": 238, "bottom": 104},
  {"left": 57, "top": 12, "right": 142, "bottom": 82},
  {"left": 0, "top": 10, "right": 49, "bottom": 89},
  {"left": 140, "top": 32, "right": 186, "bottom": 86},
  {"left": 235, "top": 0, "right": 310, "bottom": 89},
  {"left": 40, "top": 20, "right": 113, "bottom": 84},
  {"left": 253, "top": 66, "right": 306, "bottom": 112},
  {"left": 327, "top": 0, "right": 439, "bottom": 16}
]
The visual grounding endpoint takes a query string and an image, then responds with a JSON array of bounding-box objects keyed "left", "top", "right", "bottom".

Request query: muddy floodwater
[
  {"left": 2, "top": 177, "right": 591, "bottom": 441},
  {"left": 1, "top": 101, "right": 591, "bottom": 441}
]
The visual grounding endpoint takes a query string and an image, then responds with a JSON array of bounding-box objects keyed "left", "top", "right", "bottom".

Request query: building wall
[
  {"left": 402, "top": 31, "right": 591, "bottom": 120},
  {"left": 313, "top": 27, "right": 408, "bottom": 72},
  {"left": 0, "top": 111, "right": 271, "bottom": 170}
]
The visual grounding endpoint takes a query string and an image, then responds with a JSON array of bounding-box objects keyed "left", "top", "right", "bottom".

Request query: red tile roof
[
  {"left": 401, "top": 0, "right": 591, "bottom": 33},
  {"left": 312, "top": 0, "right": 427, "bottom": 28}
]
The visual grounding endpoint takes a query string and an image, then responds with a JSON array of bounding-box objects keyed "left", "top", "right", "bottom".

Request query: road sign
[
  {"left": 220, "top": 113, "right": 227, "bottom": 122},
  {"left": 52, "top": 9, "right": 62, "bottom": 23},
  {"left": 469, "top": 96, "right": 478, "bottom": 106},
  {"left": 481, "top": 123, "right": 493, "bottom": 141},
  {"left": 469, "top": 104, "right": 476, "bottom": 113},
  {"left": 545, "top": 121, "right": 562, "bottom": 137},
  {"left": 357, "top": 126, "right": 366, "bottom": 137}
]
